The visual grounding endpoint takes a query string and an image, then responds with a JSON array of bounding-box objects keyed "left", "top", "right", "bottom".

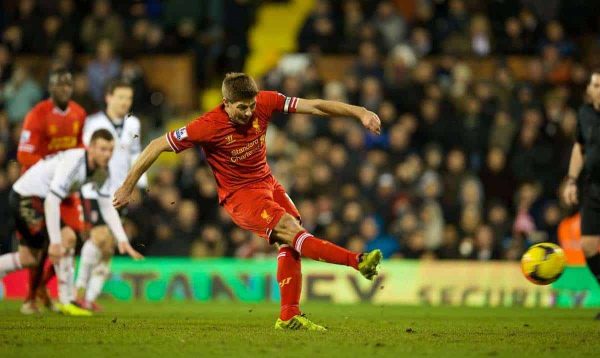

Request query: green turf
[{"left": 0, "top": 301, "right": 598, "bottom": 357}]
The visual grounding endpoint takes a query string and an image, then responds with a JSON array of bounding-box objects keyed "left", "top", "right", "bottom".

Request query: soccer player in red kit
[
  {"left": 114, "top": 73, "right": 382, "bottom": 330},
  {"left": 16, "top": 67, "right": 87, "bottom": 314}
]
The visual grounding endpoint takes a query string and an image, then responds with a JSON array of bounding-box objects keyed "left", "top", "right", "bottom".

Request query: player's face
[
  {"left": 587, "top": 73, "right": 600, "bottom": 106},
  {"left": 106, "top": 87, "right": 133, "bottom": 118},
  {"left": 224, "top": 98, "right": 257, "bottom": 125},
  {"left": 89, "top": 138, "right": 114, "bottom": 168},
  {"left": 49, "top": 73, "right": 73, "bottom": 107}
]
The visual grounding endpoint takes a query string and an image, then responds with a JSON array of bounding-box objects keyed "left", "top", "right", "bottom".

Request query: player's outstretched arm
[
  {"left": 563, "top": 142, "right": 583, "bottom": 206},
  {"left": 97, "top": 197, "right": 143, "bottom": 260},
  {"left": 44, "top": 193, "right": 65, "bottom": 261},
  {"left": 294, "top": 98, "right": 381, "bottom": 135},
  {"left": 113, "top": 135, "right": 172, "bottom": 209}
]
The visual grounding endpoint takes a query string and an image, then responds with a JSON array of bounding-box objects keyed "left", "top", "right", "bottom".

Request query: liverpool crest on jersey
[{"left": 252, "top": 118, "right": 261, "bottom": 133}]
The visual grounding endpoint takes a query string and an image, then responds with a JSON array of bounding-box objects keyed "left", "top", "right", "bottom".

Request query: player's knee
[
  {"left": 100, "top": 236, "right": 115, "bottom": 258},
  {"left": 90, "top": 226, "right": 114, "bottom": 257},
  {"left": 93, "top": 261, "right": 111, "bottom": 278},
  {"left": 272, "top": 213, "right": 303, "bottom": 245},
  {"left": 581, "top": 237, "right": 600, "bottom": 257},
  {"left": 61, "top": 227, "right": 77, "bottom": 249},
  {"left": 18, "top": 247, "right": 40, "bottom": 267}
]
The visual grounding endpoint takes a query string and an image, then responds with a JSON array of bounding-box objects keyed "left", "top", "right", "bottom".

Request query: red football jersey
[
  {"left": 17, "top": 99, "right": 87, "bottom": 171},
  {"left": 166, "top": 91, "right": 298, "bottom": 202}
]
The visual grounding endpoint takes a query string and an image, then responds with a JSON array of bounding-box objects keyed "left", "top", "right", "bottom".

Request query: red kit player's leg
[
  {"left": 29, "top": 195, "right": 84, "bottom": 305},
  {"left": 224, "top": 181, "right": 302, "bottom": 321},
  {"left": 272, "top": 180, "right": 303, "bottom": 320},
  {"left": 292, "top": 230, "right": 359, "bottom": 269},
  {"left": 272, "top": 178, "right": 360, "bottom": 268},
  {"left": 277, "top": 246, "right": 302, "bottom": 320}
]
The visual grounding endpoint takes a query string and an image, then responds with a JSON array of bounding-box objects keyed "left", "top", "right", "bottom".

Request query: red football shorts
[
  {"left": 223, "top": 176, "right": 300, "bottom": 243},
  {"left": 60, "top": 193, "right": 85, "bottom": 235},
  {"left": 12, "top": 191, "right": 84, "bottom": 248}
]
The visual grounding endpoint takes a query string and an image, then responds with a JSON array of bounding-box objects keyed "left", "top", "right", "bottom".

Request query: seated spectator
[
  {"left": 372, "top": 1, "right": 406, "bottom": 52},
  {"left": 297, "top": 0, "right": 338, "bottom": 54},
  {"left": 538, "top": 20, "right": 577, "bottom": 58},
  {"left": 51, "top": 41, "right": 80, "bottom": 73},
  {"left": 1, "top": 65, "right": 42, "bottom": 123},
  {"left": 497, "top": 17, "right": 530, "bottom": 54},
  {"left": 479, "top": 147, "right": 516, "bottom": 208},
  {"left": 56, "top": 0, "right": 81, "bottom": 49},
  {"left": 0, "top": 44, "right": 14, "bottom": 87},
  {"left": 473, "top": 224, "right": 501, "bottom": 260},
  {"left": 191, "top": 225, "right": 227, "bottom": 258},
  {"left": 6, "top": 0, "right": 42, "bottom": 53},
  {"left": 81, "top": 0, "right": 125, "bottom": 52},
  {"left": 86, "top": 39, "right": 121, "bottom": 105},
  {"left": 351, "top": 42, "right": 385, "bottom": 81}
]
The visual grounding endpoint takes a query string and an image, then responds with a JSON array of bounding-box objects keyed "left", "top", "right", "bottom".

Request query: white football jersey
[
  {"left": 13, "top": 148, "right": 111, "bottom": 199},
  {"left": 81, "top": 111, "right": 146, "bottom": 199}
]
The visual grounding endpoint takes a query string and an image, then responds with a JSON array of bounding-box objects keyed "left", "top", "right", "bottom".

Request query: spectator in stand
[
  {"left": 86, "top": 39, "right": 121, "bottom": 105},
  {"left": 372, "top": 1, "right": 406, "bottom": 52},
  {"left": 479, "top": 147, "right": 516, "bottom": 209},
  {"left": 5, "top": 0, "right": 42, "bottom": 53},
  {"left": 1, "top": 65, "right": 42, "bottom": 123},
  {"left": 498, "top": 17, "right": 529, "bottom": 54},
  {"left": 55, "top": 0, "right": 81, "bottom": 50},
  {"left": 0, "top": 44, "right": 14, "bottom": 88},
  {"left": 50, "top": 41, "right": 80, "bottom": 73},
  {"left": 80, "top": 0, "right": 125, "bottom": 52},
  {"left": 538, "top": 20, "right": 577, "bottom": 58},
  {"left": 297, "top": 0, "right": 337, "bottom": 54}
]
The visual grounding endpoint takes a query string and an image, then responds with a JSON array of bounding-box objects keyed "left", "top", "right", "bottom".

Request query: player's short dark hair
[
  {"left": 104, "top": 78, "right": 133, "bottom": 95},
  {"left": 222, "top": 73, "right": 259, "bottom": 102},
  {"left": 48, "top": 67, "right": 71, "bottom": 82},
  {"left": 90, "top": 129, "right": 114, "bottom": 143}
]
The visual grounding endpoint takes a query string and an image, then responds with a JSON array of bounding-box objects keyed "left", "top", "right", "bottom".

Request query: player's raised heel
[
  {"left": 358, "top": 249, "right": 382, "bottom": 281},
  {"left": 20, "top": 301, "right": 41, "bottom": 315},
  {"left": 274, "top": 314, "right": 327, "bottom": 331}
]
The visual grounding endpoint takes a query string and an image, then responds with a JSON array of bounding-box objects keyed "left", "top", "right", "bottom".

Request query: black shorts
[
  {"left": 581, "top": 182, "right": 600, "bottom": 236},
  {"left": 82, "top": 198, "right": 106, "bottom": 228},
  {"left": 10, "top": 190, "right": 48, "bottom": 250}
]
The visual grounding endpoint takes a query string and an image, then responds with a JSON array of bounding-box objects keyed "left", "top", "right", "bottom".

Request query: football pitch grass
[{"left": 0, "top": 301, "right": 598, "bottom": 357}]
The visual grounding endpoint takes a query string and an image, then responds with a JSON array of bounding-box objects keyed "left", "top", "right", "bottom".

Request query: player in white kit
[
  {"left": 76, "top": 79, "right": 146, "bottom": 310},
  {"left": 0, "top": 129, "right": 142, "bottom": 315}
]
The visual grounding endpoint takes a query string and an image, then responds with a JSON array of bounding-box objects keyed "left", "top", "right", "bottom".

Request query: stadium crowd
[{"left": 0, "top": 0, "right": 598, "bottom": 260}]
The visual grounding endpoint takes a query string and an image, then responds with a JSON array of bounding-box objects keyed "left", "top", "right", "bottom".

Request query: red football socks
[
  {"left": 293, "top": 231, "right": 359, "bottom": 269},
  {"left": 25, "top": 266, "right": 39, "bottom": 301},
  {"left": 26, "top": 258, "right": 55, "bottom": 301},
  {"left": 277, "top": 246, "right": 302, "bottom": 321},
  {"left": 41, "top": 258, "right": 56, "bottom": 288}
]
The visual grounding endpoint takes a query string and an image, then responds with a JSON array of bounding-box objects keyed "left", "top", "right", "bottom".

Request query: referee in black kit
[{"left": 563, "top": 69, "right": 600, "bottom": 319}]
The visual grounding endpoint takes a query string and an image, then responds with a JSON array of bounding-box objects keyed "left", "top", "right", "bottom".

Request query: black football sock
[{"left": 585, "top": 252, "right": 600, "bottom": 284}]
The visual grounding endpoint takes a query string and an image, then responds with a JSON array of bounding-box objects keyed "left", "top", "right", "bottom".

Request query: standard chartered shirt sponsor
[{"left": 230, "top": 135, "right": 265, "bottom": 163}]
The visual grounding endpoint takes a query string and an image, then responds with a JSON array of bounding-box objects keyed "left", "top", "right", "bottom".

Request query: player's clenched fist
[
  {"left": 563, "top": 180, "right": 578, "bottom": 206},
  {"left": 48, "top": 243, "right": 64, "bottom": 262},
  {"left": 118, "top": 241, "right": 144, "bottom": 260},
  {"left": 360, "top": 110, "right": 381, "bottom": 135},
  {"left": 113, "top": 186, "right": 131, "bottom": 209}
]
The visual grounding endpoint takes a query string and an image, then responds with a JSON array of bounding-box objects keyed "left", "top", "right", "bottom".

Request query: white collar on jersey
[{"left": 52, "top": 106, "right": 70, "bottom": 116}]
